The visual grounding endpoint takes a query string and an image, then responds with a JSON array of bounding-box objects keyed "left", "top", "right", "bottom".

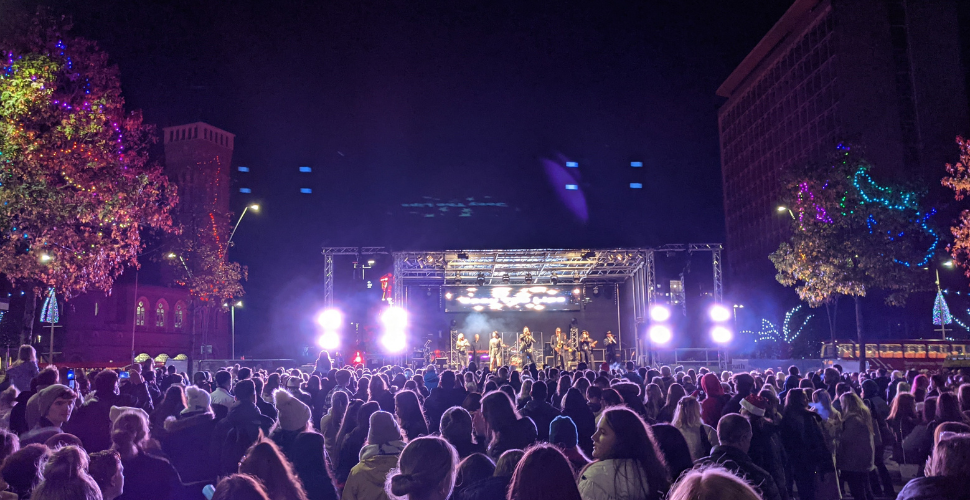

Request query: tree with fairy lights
[
  {"left": 942, "top": 137, "right": 970, "bottom": 292},
  {"left": 744, "top": 305, "right": 814, "bottom": 358},
  {"left": 0, "top": 16, "right": 176, "bottom": 299},
  {"left": 770, "top": 144, "right": 936, "bottom": 371}
]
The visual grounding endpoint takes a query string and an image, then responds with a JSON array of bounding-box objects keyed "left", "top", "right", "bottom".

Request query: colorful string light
[
  {"left": 744, "top": 305, "right": 813, "bottom": 344},
  {"left": 933, "top": 289, "right": 953, "bottom": 326},
  {"left": 40, "top": 288, "right": 58, "bottom": 324}
]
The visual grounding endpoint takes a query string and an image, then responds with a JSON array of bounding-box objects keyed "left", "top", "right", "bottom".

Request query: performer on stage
[
  {"left": 455, "top": 333, "right": 470, "bottom": 369},
  {"left": 519, "top": 327, "right": 536, "bottom": 366},
  {"left": 579, "top": 330, "right": 596, "bottom": 365},
  {"left": 489, "top": 331, "right": 504, "bottom": 371},
  {"left": 604, "top": 331, "right": 618, "bottom": 365},
  {"left": 471, "top": 334, "right": 481, "bottom": 367},
  {"left": 554, "top": 327, "right": 567, "bottom": 370}
]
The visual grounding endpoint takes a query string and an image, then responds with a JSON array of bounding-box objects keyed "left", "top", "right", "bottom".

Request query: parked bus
[{"left": 821, "top": 340, "right": 969, "bottom": 370}]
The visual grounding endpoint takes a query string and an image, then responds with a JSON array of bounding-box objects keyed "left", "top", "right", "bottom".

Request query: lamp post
[
  {"left": 230, "top": 301, "right": 242, "bottom": 359},
  {"left": 776, "top": 206, "right": 795, "bottom": 219},
  {"left": 226, "top": 204, "right": 260, "bottom": 251}
]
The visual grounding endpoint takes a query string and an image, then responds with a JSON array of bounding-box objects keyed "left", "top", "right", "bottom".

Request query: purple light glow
[{"left": 797, "top": 182, "right": 833, "bottom": 225}]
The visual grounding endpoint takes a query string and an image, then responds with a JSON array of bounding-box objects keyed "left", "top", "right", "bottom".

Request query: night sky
[{"left": 1, "top": 1, "right": 880, "bottom": 355}]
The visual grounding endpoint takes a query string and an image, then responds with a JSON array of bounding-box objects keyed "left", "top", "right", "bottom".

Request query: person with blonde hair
[
  {"left": 667, "top": 466, "right": 761, "bottom": 500},
  {"left": 110, "top": 409, "right": 182, "bottom": 500},
  {"left": 2, "top": 345, "right": 38, "bottom": 393},
  {"left": 837, "top": 392, "right": 875, "bottom": 500},
  {"left": 385, "top": 436, "right": 458, "bottom": 500},
  {"left": 671, "top": 396, "right": 719, "bottom": 460},
  {"left": 29, "top": 445, "right": 101, "bottom": 500},
  {"left": 238, "top": 440, "right": 309, "bottom": 500},
  {"left": 897, "top": 432, "right": 970, "bottom": 499}
]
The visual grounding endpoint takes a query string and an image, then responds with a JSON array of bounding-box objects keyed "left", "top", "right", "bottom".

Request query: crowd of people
[{"left": 0, "top": 343, "right": 968, "bottom": 500}]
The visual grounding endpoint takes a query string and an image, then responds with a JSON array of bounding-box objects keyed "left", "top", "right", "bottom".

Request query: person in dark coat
[
  {"left": 456, "top": 448, "right": 522, "bottom": 500},
  {"left": 119, "top": 367, "right": 154, "bottom": 413},
  {"left": 560, "top": 387, "right": 596, "bottom": 457},
  {"left": 291, "top": 432, "right": 339, "bottom": 500},
  {"left": 780, "top": 389, "right": 832, "bottom": 500},
  {"left": 519, "top": 381, "right": 559, "bottom": 442},
  {"left": 741, "top": 394, "right": 789, "bottom": 500},
  {"left": 64, "top": 370, "right": 135, "bottom": 453},
  {"left": 482, "top": 391, "right": 537, "bottom": 460},
  {"left": 161, "top": 385, "right": 218, "bottom": 484},
  {"left": 722, "top": 373, "right": 755, "bottom": 417},
  {"left": 209, "top": 379, "right": 275, "bottom": 476},
  {"left": 650, "top": 423, "right": 694, "bottom": 483},
  {"left": 424, "top": 370, "right": 467, "bottom": 433},
  {"left": 440, "top": 406, "right": 486, "bottom": 459},
  {"left": 112, "top": 409, "right": 183, "bottom": 500},
  {"left": 10, "top": 367, "right": 59, "bottom": 435},
  {"left": 252, "top": 378, "right": 278, "bottom": 422},
  {"left": 696, "top": 414, "right": 783, "bottom": 500},
  {"left": 369, "top": 375, "right": 395, "bottom": 413},
  {"left": 896, "top": 432, "right": 970, "bottom": 500}
]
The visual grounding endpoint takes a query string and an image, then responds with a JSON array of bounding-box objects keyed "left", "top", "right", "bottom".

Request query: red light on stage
[{"left": 353, "top": 351, "right": 363, "bottom": 364}]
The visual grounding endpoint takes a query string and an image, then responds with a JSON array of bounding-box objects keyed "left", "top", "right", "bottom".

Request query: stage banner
[{"left": 443, "top": 285, "right": 581, "bottom": 312}]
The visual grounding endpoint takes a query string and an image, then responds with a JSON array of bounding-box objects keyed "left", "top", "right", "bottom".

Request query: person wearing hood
[
  {"left": 19, "top": 384, "right": 76, "bottom": 446},
  {"left": 271, "top": 388, "right": 313, "bottom": 460},
  {"left": 342, "top": 411, "right": 407, "bottom": 500},
  {"left": 423, "top": 365, "right": 439, "bottom": 391},
  {"left": 65, "top": 370, "right": 136, "bottom": 452},
  {"left": 698, "top": 373, "right": 729, "bottom": 427},
  {"left": 210, "top": 379, "right": 275, "bottom": 476},
  {"left": 161, "top": 385, "right": 217, "bottom": 483}
]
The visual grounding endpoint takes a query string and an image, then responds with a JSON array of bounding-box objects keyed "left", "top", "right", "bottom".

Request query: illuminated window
[
  {"left": 300, "top": 188, "right": 312, "bottom": 194},
  {"left": 174, "top": 302, "right": 185, "bottom": 329},
  {"left": 136, "top": 301, "right": 146, "bottom": 326},
  {"left": 566, "top": 161, "right": 578, "bottom": 168},
  {"left": 630, "top": 183, "right": 643, "bottom": 189},
  {"left": 238, "top": 166, "right": 249, "bottom": 172},
  {"left": 565, "top": 184, "right": 578, "bottom": 190},
  {"left": 631, "top": 161, "right": 643, "bottom": 167},
  {"left": 155, "top": 301, "right": 166, "bottom": 327},
  {"left": 239, "top": 188, "right": 251, "bottom": 193},
  {"left": 299, "top": 166, "right": 311, "bottom": 173}
]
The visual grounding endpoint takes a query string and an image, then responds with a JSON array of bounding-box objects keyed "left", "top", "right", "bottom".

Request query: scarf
[{"left": 359, "top": 440, "right": 407, "bottom": 462}]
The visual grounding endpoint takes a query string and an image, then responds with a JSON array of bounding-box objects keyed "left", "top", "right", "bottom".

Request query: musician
[
  {"left": 579, "top": 330, "right": 596, "bottom": 365},
  {"left": 489, "top": 331, "right": 504, "bottom": 371},
  {"left": 604, "top": 331, "right": 618, "bottom": 364},
  {"left": 455, "top": 333, "right": 470, "bottom": 369},
  {"left": 554, "top": 327, "right": 567, "bottom": 370},
  {"left": 472, "top": 334, "right": 481, "bottom": 366},
  {"left": 519, "top": 327, "right": 536, "bottom": 366}
]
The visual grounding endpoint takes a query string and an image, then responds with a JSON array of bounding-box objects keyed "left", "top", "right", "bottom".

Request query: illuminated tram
[{"left": 821, "top": 340, "right": 969, "bottom": 370}]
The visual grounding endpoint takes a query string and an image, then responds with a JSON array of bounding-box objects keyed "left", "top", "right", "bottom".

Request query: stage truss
[{"left": 322, "top": 245, "right": 723, "bottom": 365}]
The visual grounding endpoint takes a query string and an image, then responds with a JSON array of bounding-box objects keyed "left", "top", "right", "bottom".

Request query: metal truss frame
[{"left": 321, "top": 247, "right": 388, "bottom": 308}]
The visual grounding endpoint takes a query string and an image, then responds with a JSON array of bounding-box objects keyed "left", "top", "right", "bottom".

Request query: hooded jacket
[
  {"left": 63, "top": 390, "right": 135, "bottom": 453},
  {"left": 520, "top": 399, "right": 559, "bottom": 441},
  {"left": 487, "top": 417, "right": 537, "bottom": 460},
  {"left": 162, "top": 411, "right": 217, "bottom": 483},
  {"left": 341, "top": 442, "right": 406, "bottom": 500},
  {"left": 699, "top": 374, "right": 728, "bottom": 427},
  {"left": 578, "top": 459, "right": 657, "bottom": 500},
  {"left": 695, "top": 445, "right": 783, "bottom": 500},
  {"left": 210, "top": 401, "right": 275, "bottom": 476}
]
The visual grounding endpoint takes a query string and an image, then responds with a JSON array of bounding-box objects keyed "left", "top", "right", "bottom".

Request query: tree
[
  {"left": 942, "top": 137, "right": 970, "bottom": 282},
  {"left": 0, "top": 16, "right": 176, "bottom": 299},
  {"left": 770, "top": 144, "right": 935, "bottom": 370}
]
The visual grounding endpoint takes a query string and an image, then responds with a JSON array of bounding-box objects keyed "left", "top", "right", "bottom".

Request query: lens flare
[
  {"left": 649, "top": 305, "right": 671, "bottom": 322},
  {"left": 648, "top": 325, "right": 672, "bottom": 344}
]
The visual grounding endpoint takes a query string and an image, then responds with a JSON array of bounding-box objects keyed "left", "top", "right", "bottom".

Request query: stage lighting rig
[
  {"left": 524, "top": 273, "right": 533, "bottom": 284},
  {"left": 457, "top": 252, "right": 469, "bottom": 260},
  {"left": 581, "top": 251, "right": 596, "bottom": 260},
  {"left": 551, "top": 273, "right": 559, "bottom": 285},
  {"left": 477, "top": 272, "right": 486, "bottom": 286},
  {"left": 648, "top": 325, "right": 672, "bottom": 344},
  {"left": 502, "top": 273, "right": 510, "bottom": 284}
]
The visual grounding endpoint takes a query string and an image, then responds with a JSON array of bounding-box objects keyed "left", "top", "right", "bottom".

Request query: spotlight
[
  {"left": 551, "top": 274, "right": 559, "bottom": 285},
  {"left": 525, "top": 273, "right": 533, "bottom": 284},
  {"left": 317, "top": 332, "right": 340, "bottom": 350},
  {"left": 709, "top": 304, "right": 731, "bottom": 322},
  {"left": 455, "top": 273, "right": 462, "bottom": 285},
  {"left": 502, "top": 273, "right": 510, "bottom": 284},
  {"left": 380, "top": 307, "right": 408, "bottom": 330},
  {"left": 648, "top": 325, "right": 673, "bottom": 344},
  {"left": 316, "top": 309, "right": 342, "bottom": 330},
  {"left": 477, "top": 272, "right": 486, "bottom": 286},
  {"left": 649, "top": 305, "right": 671, "bottom": 322},
  {"left": 39, "top": 254, "right": 52, "bottom": 262},
  {"left": 581, "top": 251, "right": 596, "bottom": 260},
  {"left": 353, "top": 351, "right": 364, "bottom": 365},
  {"left": 381, "top": 332, "right": 407, "bottom": 353},
  {"left": 711, "top": 326, "right": 733, "bottom": 344},
  {"left": 592, "top": 286, "right": 600, "bottom": 296}
]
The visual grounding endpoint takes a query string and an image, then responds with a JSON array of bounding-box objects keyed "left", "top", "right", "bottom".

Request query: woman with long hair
[
  {"left": 650, "top": 423, "right": 694, "bottom": 484},
  {"left": 481, "top": 391, "right": 537, "bottom": 460},
  {"left": 578, "top": 407, "right": 671, "bottom": 500},
  {"left": 239, "top": 440, "right": 309, "bottom": 500},
  {"left": 912, "top": 374, "right": 930, "bottom": 403},
  {"left": 452, "top": 453, "right": 494, "bottom": 499},
  {"left": 561, "top": 388, "right": 596, "bottom": 457},
  {"left": 643, "top": 384, "right": 664, "bottom": 422},
  {"left": 837, "top": 392, "right": 875, "bottom": 500},
  {"left": 897, "top": 432, "right": 970, "bottom": 500},
  {"left": 395, "top": 390, "right": 429, "bottom": 441},
  {"left": 671, "top": 397, "right": 719, "bottom": 461},
  {"left": 336, "top": 401, "right": 380, "bottom": 484},
  {"left": 344, "top": 411, "right": 408, "bottom": 500},
  {"left": 507, "top": 444, "right": 581, "bottom": 500},
  {"left": 150, "top": 385, "right": 186, "bottom": 436},
  {"left": 111, "top": 410, "right": 182, "bottom": 500},
  {"left": 29, "top": 446, "right": 101, "bottom": 500},
  {"left": 385, "top": 436, "right": 458, "bottom": 500},
  {"left": 321, "top": 390, "right": 349, "bottom": 465},
  {"left": 370, "top": 375, "right": 395, "bottom": 413},
  {"left": 264, "top": 373, "right": 282, "bottom": 404},
  {"left": 517, "top": 379, "right": 533, "bottom": 410},
  {"left": 888, "top": 392, "right": 920, "bottom": 463},
  {"left": 439, "top": 406, "right": 485, "bottom": 459},
  {"left": 290, "top": 432, "right": 339, "bottom": 500},
  {"left": 3, "top": 345, "right": 38, "bottom": 393},
  {"left": 811, "top": 389, "right": 841, "bottom": 468},
  {"left": 656, "top": 384, "right": 686, "bottom": 424}
]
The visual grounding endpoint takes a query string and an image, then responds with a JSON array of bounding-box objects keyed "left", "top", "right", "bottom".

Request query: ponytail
[{"left": 30, "top": 446, "right": 100, "bottom": 500}]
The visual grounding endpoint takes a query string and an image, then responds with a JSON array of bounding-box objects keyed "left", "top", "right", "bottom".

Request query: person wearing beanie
[
  {"left": 343, "top": 411, "right": 407, "bottom": 500},
  {"left": 20, "top": 384, "right": 76, "bottom": 446},
  {"left": 269, "top": 389, "right": 312, "bottom": 460},
  {"left": 549, "top": 415, "right": 590, "bottom": 478},
  {"left": 286, "top": 375, "right": 313, "bottom": 406},
  {"left": 162, "top": 385, "right": 218, "bottom": 483}
]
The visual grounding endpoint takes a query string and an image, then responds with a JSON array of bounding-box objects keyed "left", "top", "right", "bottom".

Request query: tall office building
[{"left": 717, "top": 0, "right": 967, "bottom": 288}]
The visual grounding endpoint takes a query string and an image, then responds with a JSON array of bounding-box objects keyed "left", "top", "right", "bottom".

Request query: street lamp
[
  {"left": 777, "top": 206, "right": 795, "bottom": 219},
  {"left": 227, "top": 204, "right": 260, "bottom": 251},
  {"left": 166, "top": 252, "right": 192, "bottom": 278}
]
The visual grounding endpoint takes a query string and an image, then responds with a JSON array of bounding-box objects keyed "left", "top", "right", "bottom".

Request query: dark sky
[{"left": 5, "top": 0, "right": 800, "bottom": 354}]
